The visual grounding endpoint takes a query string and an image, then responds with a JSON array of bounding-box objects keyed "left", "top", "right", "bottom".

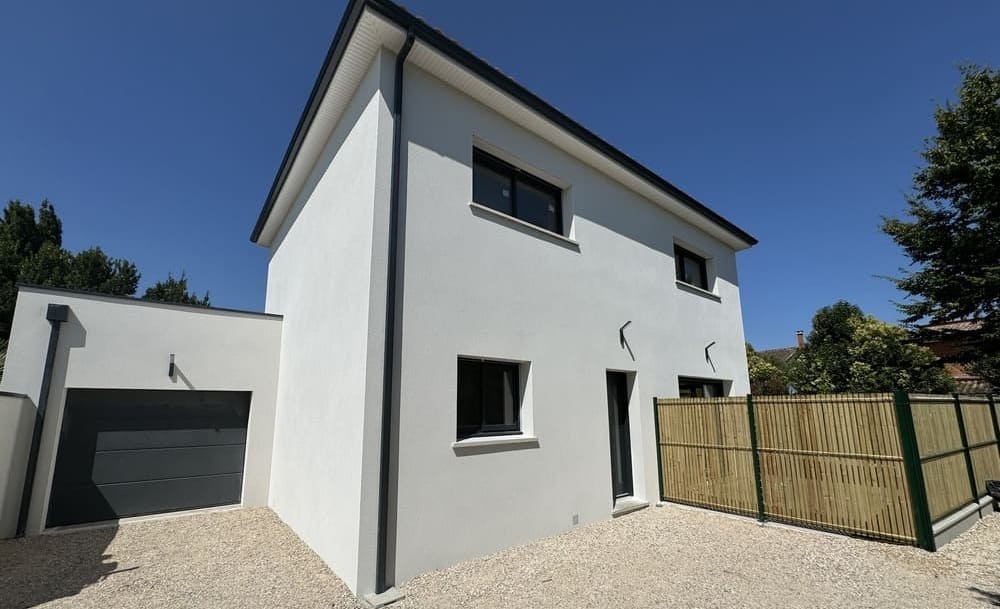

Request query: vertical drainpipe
[
  {"left": 376, "top": 29, "right": 415, "bottom": 595},
  {"left": 15, "top": 303, "right": 69, "bottom": 537}
]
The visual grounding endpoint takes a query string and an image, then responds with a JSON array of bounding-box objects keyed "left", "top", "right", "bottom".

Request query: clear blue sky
[{"left": 2, "top": 1, "right": 998, "bottom": 349}]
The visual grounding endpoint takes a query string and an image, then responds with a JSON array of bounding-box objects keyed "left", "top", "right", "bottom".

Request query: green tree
[
  {"left": 794, "top": 301, "right": 865, "bottom": 392},
  {"left": 65, "top": 247, "right": 139, "bottom": 295},
  {"left": 746, "top": 343, "right": 789, "bottom": 395},
  {"left": 881, "top": 64, "right": 1000, "bottom": 388},
  {"left": 142, "top": 272, "right": 210, "bottom": 306},
  {"left": 789, "top": 301, "right": 955, "bottom": 394},
  {"left": 0, "top": 199, "right": 141, "bottom": 336},
  {"left": 37, "top": 200, "right": 62, "bottom": 247},
  {"left": 18, "top": 242, "right": 72, "bottom": 286}
]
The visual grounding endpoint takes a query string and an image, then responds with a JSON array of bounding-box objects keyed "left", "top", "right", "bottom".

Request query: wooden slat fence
[
  {"left": 654, "top": 391, "right": 1000, "bottom": 550},
  {"left": 655, "top": 397, "right": 757, "bottom": 516},
  {"left": 752, "top": 394, "right": 915, "bottom": 543}
]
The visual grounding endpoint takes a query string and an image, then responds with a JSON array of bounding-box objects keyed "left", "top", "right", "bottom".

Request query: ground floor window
[
  {"left": 457, "top": 357, "right": 521, "bottom": 439},
  {"left": 678, "top": 377, "right": 725, "bottom": 398}
]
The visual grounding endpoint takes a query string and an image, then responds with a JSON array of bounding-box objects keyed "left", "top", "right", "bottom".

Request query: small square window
[
  {"left": 473, "top": 149, "right": 563, "bottom": 234},
  {"left": 674, "top": 245, "right": 708, "bottom": 290},
  {"left": 457, "top": 357, "right": 521, "bottom": 440}
]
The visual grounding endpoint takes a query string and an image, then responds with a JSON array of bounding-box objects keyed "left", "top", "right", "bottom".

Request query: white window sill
[
  {"left": 468, "top": 202, "right": 579, "bottom": 248},
  {"left": 452, "top": 434, "right": 539, "bottom": 454},
  {"left": 675, "top": 279, "right": 721, "bottom": 302}
]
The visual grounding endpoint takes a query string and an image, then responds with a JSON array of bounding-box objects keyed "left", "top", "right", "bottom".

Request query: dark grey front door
[
  {"left": 47, "top": 389, "right": 251, "bottom": 527},
  {"left": 606, "top": 371, "right": 633, "bottom": 499}
]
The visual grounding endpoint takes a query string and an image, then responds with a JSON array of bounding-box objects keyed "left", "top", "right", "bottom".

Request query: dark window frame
[
  {"left": 456, "top": 357, "right": 522, "bottom": 440},
  {"left": 674, "top": 245, "right": 709, "bottom": 290},
  {"left": 678, "top": 377, "right": 725, "bottom": 398},
  {"left": 472, "top": 148, "right": 564, "bottom": 235}
]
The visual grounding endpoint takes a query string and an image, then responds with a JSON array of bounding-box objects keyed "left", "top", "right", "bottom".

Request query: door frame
[{"left": 605, "top": 370, "right": 634, "bottom": 500}]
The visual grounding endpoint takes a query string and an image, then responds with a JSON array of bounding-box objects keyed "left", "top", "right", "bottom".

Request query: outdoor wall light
[{"left": 168, "top": 353, "right": 175, "bottom": 378}]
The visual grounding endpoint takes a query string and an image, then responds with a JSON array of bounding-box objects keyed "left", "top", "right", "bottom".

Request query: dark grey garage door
[{"left": 47, "top": 389, "right": 251, "bottom": 527}]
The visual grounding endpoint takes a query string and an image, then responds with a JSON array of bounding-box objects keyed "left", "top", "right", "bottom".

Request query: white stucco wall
[
  {"left": 389, "top": 63, "right": 751, "bottom": 582},
  {"left": 264, "top": 49, "right": 395, "bottom": 595},
  {"left": 0, "top": 392, "right": 33, "bottom": 538},
  {"left": 0, "top": 287, "right": 282, "bottom": 536}
]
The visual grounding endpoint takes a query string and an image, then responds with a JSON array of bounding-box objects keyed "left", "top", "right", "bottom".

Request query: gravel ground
[
  {"left": 0, "top": 505, "right": 996, "bottom": 609},
  {"left": 0, "top": 508, "right": 359, "bottom": 609},
  {"left": 397, "top": 505, "right": 1000, "bottom": 609}
]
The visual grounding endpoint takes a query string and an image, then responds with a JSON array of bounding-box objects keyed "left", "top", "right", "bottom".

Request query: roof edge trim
[{"left": 251, "top": 0, "right": 757, "bottom": 247}]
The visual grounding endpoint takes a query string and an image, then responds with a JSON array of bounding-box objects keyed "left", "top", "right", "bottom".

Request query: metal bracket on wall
[{"left": 619, "top": 321, "right": 634, "bottom": 361}]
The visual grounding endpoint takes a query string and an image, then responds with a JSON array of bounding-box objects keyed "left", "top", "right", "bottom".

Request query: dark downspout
[
  {"left": 15, "top": 303, "right": 69, "bottom": 537},
  {"left": 376, "top": 30, "right": 415, "bottom": 595}
]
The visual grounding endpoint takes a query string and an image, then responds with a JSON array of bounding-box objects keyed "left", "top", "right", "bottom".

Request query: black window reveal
[
  {"left": 674, "top": 245, "right": 709, "bottom": 290},
  {"left": 473, "top": 149, "right": 563, "bottom": 234},
  {"left": 678, "top": 377, "right": 725, "bottom": 398},
  {"left": 457, "top": 358, "right": 521, "bottom": 439}
]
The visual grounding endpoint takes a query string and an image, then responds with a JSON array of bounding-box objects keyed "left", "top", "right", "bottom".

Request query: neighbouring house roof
[
  {"left": 916, "top": 318, "right": 993, "bottom": 394},
  {"left": 944, "top": 362, "right": 994, "bottom": 395},
  {"left": 250, "top": 0, "right": 758, "bottom": 249},
  {"left": 920, "top": 319, "right": 983, "bottom": 333},
  {"left": 759, "top": 346, "right": 799, "bottom": 364}
]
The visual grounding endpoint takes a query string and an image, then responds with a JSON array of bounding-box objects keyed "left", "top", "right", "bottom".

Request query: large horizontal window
[
  {"left": 674, "top": 245, "right": 709, "bottom": 290},
  {"left": 678, "top": 377, "right": 725, "bottom": 398},
  {"left": 473, "top": 149, "right": 563, "bottom": 234},
  {"left": 457, "top": 357, "right": 521, "bottom": 440}
]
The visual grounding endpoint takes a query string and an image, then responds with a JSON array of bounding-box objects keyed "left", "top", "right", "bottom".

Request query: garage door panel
[
  {"left": 47, "top": 474, "right": 244, "bottom": 527},
  {"left": 48, "top": 389, "right": 251, "bottom": 527},
  {"left": 95, "top": 428, "right": 248, "bottom": 451},
  {"left": 91, "top": 445, "right": 247, "bottom": 484}
]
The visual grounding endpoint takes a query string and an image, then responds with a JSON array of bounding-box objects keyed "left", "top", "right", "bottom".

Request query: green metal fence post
[
  {"left": 952, "top": 393, "right": 981, "bottom": 501},
  {"left": 988, "top": 394, "right": 1000, "bottom": 463},
  {"left": 745, "top": 394, "right": 766, "bottom": 523},
  {"left": 653, "top": 397, "right": 665, "bottom": 502},
  {"left": 893, "top": 390, "right": 935, "bottom": 551}
]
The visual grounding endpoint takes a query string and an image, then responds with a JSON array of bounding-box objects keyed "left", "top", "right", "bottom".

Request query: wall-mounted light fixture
[
  {"left": 705, "top": 341, "right": 717, "bottom": 372},
  {"left": 168, "top": 353, "right": 175, "bottom": 378}
]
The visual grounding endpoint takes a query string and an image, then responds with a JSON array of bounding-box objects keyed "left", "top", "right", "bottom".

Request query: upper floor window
[
  {"left": 473, "top": 149, "right": 563, "bottom": 234},
  {"left": 674, "top": 245, "right": 708, "bottom": 290}
]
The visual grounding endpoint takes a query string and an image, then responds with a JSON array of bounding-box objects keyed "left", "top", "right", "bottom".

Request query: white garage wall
[
  {"left": 0, "top": 287, "right": 282, "bottom": 536},
  {"left": 389, "top": 62, "right": 751, "bottom": 582}
]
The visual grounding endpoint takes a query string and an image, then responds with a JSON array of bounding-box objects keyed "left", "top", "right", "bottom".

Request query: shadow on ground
[
  {"left": 0, "top": 525, "right": 122, "bottom": 609},
  {"left": 971, "top": 587, "right": 1000, "bottom": 607}
]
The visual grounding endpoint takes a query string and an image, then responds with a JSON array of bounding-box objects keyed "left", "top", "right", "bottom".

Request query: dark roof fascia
[
  {"left": 250, "top": 0, "right": 758, "bottom": 247},
  {"left": 15, "top": 284, "right": 282, "bottom": 319}
]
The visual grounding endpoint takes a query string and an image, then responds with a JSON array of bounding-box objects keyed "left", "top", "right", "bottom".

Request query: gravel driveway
[
  {"left": 0, "top": 508, "right": 358, "bottom": 609},
  {"left": 398, "top": 505, "right": 1000, "bottom": 609},
  {"left": 0, "top": 505, "right": 996, "bottom": 608}
]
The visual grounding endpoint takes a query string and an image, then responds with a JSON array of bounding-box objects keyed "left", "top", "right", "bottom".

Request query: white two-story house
[{"left": 253, "top": 0, "right": 756, "bottom": 599}]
